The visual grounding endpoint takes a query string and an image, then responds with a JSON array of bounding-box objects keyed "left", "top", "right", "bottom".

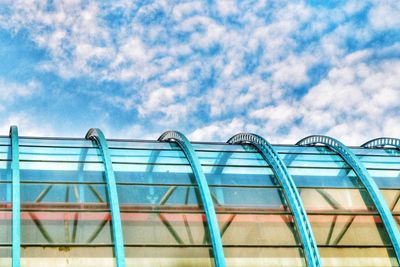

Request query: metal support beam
[
  {"left": 228, "top": 133, "right": 321, "bottom": 267},
  {"left": 297, "top": 135, "right": 400, "bottom": 264},
  {"left": 158, "top": 131, "right": 226, "bottom": 267},
  {"left": 10, "top": 126, "right": 20, "bottom": 267},
  {"left": 361, "top": 137, "right": 400, "bottom": 149},
  {"left": 85, "top": 128, "right": 125, "bottom": 267}
]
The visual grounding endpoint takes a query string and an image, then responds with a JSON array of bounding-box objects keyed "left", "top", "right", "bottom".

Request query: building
[{"left": 1, "top": 127, "right": 400, "bottom": 267}]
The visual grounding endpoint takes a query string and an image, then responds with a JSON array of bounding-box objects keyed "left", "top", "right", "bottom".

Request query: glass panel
[
  {"left": 107, "top": 140, "right": 179, "bottom": 150},
  {"left": 19, "top": 146, "right": 102, "bottom": 162},
  {"left": 0, "top": 161, "right": 11, "bottom": 182},
  {"left": 19, "top": 138, "right": 93, "bottom": 147},
  {"left": 301, "top": 188, "right": 375, "bottom": 212},
  {"left": 21, "top": 183, "right": 108, "bottom": 206},
  {"left": 0, "top": 247, "right": 11, "bottom": 267},
  {"left": 0, "top": 137, "right": 10, "bottom": 145},
  {"left": 118, "top": 185, "right": 201, "bottom": 208},
  {"left": 192, "top": 143, "right": 257, "bottom": 152},
  {"left": 110, "top": 149, "right": 188, "bottom": 164},
  {"left": 196, "top": 151, "right": 266, "bottom": 166},
  {"left": 382, "top": 190, "right": 400, "bottom": 212},
  {"left": 20, "top": 161, "right": 105, "bottom": 182},
  {"left": 124, "top": 247, "right": 214, "bottom": 267},
  {"left": 219, "top": 214, "right": 299, "bottom": 245},
  {"left": 319, "top": 247, "right": 398, "bottom": 267},
  {"left": 21, "top": 211, "right": 113, "bottom": 244},
  {"left": 0, "top": 212, "right": 11, "bottom": 243},
  {"left": 291, "top": 168, "right": 362, "bottom": 188},
  {"left": 204, "top": 166, "right": 276, "bottom": 186},
  {"left": 309, "top": 215, "right": 391, "bottom": 246},
  {"left": 0, "top": 184, "right": 11, "bottom": 205},
  {"left": 115, "top": 165, "right": 195, "bottom": 184},
  {"left": 21, "top": 247, "right": 115, "bottom": 267},
  {"left": 283, "top": 153, "right": 347, "bottom": 168},
  {"left": 211, "top": 187, "right": 287, "bottom": 211},
  {"left": 359, "top": 155, "right": 400, "bottom": 170},
  {"left": 351, "top": 147, "right": 400, "bottom": 157},
  {"left": 122, "top": 212, "right": 209, "bottom": 245},
  {"left": 224, "top": 247, "right": 306, "bottom": 267},
  {"left": 0, "top": 146, "right": 10, "bottom": 160},
  {"left": 370, "top": 169, "right": 400, "bottom": 188},
  {"left": 275, "top": 145, "right": 335, "bottom": 155}
]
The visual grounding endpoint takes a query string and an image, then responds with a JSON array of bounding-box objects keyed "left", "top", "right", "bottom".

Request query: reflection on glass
[
  {"left": 21, "top": 247, "right": 115, "bottom": 267},
  {"left": 21, "top": 211, "right": 112, "bottom": 244},
  {"left": 121, "top": 212, "right": 209, "bottom": 245},
  {"left": 224, "top": 247, "right": 306, "bottom": 267},
  {"left": 309, "top": 215, "right": 391, "bottom": 246},
  {"left": 319, "top": 247, "right": 398, "bottom": 267},
  {"left": 218, "top": 214, "right": 299, "bottom": 245},
  {"left": 211, "top": 187, "right": 287, "bottom": 211},
  {"left": 301, "top": 188, "right": 375, "bottom": 212},
  {"left": 124, "top": 247, "right": 214, "bottom": 267},
  {"left": 21, "top": 183, "right": 108, "bottom": 206},
  {"left": 118, "top": 185, "right": 201, "bottom": 208}
]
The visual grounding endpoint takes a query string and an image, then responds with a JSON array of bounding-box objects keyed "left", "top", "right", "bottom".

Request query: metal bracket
[
  {"left": 85, "top": 128, "right": 125, "bottom": 267},
  {"left": 158, "top": 131, "right": 226, "bottom": 267},
  {"left": 10, "top": 126, "right": 20, "bottom": 267},
  {"left": 297, "top": 135, "right": 400, "bottom": 264},
  {"left": 228, "top": 133, "right": 321, "bottom": 267},
  {"left": 361, "top": 137, "right": 400, "bottom": 149}
]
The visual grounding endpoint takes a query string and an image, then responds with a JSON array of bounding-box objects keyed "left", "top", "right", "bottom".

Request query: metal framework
[
  {"left": 228, "top": 133, "right": 321, "bottom": 267},
  {"left": 297, "top": 135, "right": 400, "bottom": 263},
  {"left": 361, "top": 137, "right": 400, "bottom": 149},
  {"left": 158, "top": 131, "right": 226, "bottom": 267},
  {"left": 10, "top": 126, "right": 20, "bottom": 267},
  {"left": 85, "top": 128, "right": 125, "bottom": 267}
]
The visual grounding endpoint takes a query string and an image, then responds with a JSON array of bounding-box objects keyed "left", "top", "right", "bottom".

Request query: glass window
[{"left": 291, "top": 168, "right": 362, "bottom": 188}]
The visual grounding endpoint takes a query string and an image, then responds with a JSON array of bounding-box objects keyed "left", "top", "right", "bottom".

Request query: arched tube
[
  {"left": 10, "top": 126, "right": 20, "bottom": 267},
  {"left": 297, "top": 135, "right": 400, "bottom": 263},
  {"left": 85, "top": 128, "right": 125, "bottom": 267},
  {"left": 228, "top": 133, "right": 321, "bottom": 267},
  {"left": 361, "top": 137, "right": 400, "bottom": 149},
  {"left": 158, "top": 131, "right": 226, "bottom": 267}
]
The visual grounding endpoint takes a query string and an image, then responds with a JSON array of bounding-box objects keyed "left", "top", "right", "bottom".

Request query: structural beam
[
  {"left": 228, "top": 133, "right": 321, "bottom": 267},
  {"left": 297, "top": 135, "right": 400, "bottom": 264},
  {"left": 10, "top": 126, "right": 20, "bottom": 267},
  {"left": 158, "top": 131, "right": 226, "bottom": 267},
  {"left": 361, "top": 137, "right": 400, "bottom": 149},
  {"left": 85, "top": 128, "right": 125, "bottom": 267}
]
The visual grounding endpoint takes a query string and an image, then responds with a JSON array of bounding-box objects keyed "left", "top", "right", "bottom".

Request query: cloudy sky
[{"left": 0, "top": 0, "right": 399, "bottom": 144}]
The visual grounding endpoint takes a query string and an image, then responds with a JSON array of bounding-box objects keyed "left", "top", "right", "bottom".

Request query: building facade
[{"left": 1, "top": 127, "right": 400, "bottom": 267}]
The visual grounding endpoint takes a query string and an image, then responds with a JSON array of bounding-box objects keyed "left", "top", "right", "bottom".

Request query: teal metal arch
[
  {"left": 297, "top": 135, "right": 400, "bottom": 263},
  {"left": 10, "top": 126, "right": 20, "bottom": 267},
  {"left": 361, "top": 137, "right": 400, "bottom": 149},
  {"left": 85, "top": 128, "right": 125, "bottom": 267},
  {"left": 158, "top": 131, "right": 226, "bottom": 267},
  {"left": 228, "top": 133, "right": 321, "bottom": 267}
]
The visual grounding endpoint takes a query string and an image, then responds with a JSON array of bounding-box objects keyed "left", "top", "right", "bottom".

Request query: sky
[{"left": 0, "top": 0, "right": 399, "bottom": 145}]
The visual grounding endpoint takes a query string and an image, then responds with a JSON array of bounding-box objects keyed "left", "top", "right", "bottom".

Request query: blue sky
[{"left": 0, "top": 1, "right": 399, "bottom": 144}]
